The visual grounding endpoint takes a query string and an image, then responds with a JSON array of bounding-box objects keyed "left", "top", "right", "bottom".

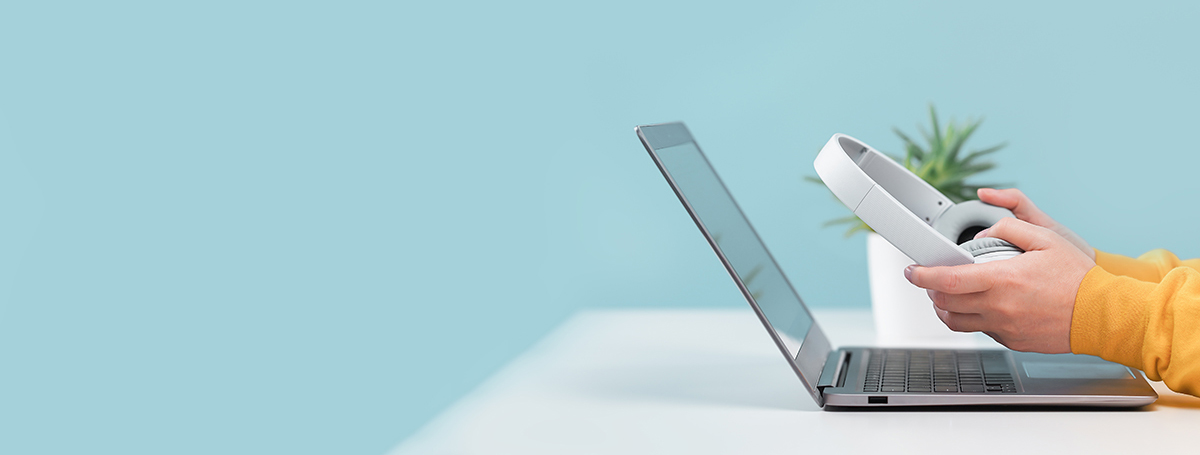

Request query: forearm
[{"left": 1071, "top": 266, "right": 1200, "bottom": 397}]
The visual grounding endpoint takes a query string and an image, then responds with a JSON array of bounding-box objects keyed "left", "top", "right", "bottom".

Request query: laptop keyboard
[{"left": 862, "top": 350, "right": 1017, "bottom": 393}]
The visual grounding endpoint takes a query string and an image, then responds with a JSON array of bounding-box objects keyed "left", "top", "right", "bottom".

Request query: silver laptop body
[{"left": 636, "top": 122, "right": 1157, "bottom": 408}]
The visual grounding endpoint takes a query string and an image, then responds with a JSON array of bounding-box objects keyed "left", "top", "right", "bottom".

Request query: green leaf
[
  {"left": 960, "top": 162, "right": 996, "bottom": 175},
  {"left": 843, "top": 223, "right": 874, "bottom": 238},
  {"left": 918, "top": 125, "right": 934, "bottom": 150},
  {"left": 823, "top": 215, "right": 863, "bottom": 227},
  {"left": 946, "top": 119, "right": 980, "bottom": 162},
  {"left": 929, "top": 104, "right": 942, "bottom": 150},
  {"left": 892, "top": 128, "right": 926, "bottom": 161},
  {"left": 960, "top": 143, "right": 1006, "bottom": 167},
  {"left": 743, "top": 264, "right": 765, "bottom": 287}
]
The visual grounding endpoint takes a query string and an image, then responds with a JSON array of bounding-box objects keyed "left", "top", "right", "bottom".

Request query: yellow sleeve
[
  {"left": 1095, "top": 249, "right": 1200, "bottom": 283},
  {"left": 1072, "top": 265, "right": 1200, "bottom": 397}
]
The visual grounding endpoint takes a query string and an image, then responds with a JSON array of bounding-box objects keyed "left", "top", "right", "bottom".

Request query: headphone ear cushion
[{"left": 932, "top": 200, "right": 1017, "bottom": 245}]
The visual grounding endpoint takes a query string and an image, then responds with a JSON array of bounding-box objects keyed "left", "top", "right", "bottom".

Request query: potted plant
[{"left": 808, "top": 105, "right": 1007, "bottom": 346}]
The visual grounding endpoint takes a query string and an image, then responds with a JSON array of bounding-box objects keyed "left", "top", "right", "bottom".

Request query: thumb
[{"left": 981, "top": 217, "right": 1055, "bottom": 252}]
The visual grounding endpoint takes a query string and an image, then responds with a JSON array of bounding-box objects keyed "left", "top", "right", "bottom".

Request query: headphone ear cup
[{"left": 932, "top": 200, "right": 1017, "bottom": 245}]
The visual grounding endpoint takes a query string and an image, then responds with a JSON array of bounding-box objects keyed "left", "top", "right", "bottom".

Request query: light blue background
[{"left": 2, "top": 1, "right": 1198, "bottom": 453}]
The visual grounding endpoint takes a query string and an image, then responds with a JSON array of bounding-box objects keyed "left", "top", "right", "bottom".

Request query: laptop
[{"left": 635, "top": 122, "right": 1157, "bottom": 407}]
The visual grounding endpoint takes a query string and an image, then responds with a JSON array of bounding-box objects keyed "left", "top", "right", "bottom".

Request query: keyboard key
[{"left": 864, "top": 349, "right": 1017, "bottom": 395}]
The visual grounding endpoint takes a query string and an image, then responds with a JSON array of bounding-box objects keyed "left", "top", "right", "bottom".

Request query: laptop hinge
[{"left": 816, "top": 350, "right": 850, "bottom": 393}]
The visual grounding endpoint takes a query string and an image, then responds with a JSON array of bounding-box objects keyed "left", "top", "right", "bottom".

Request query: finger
[
  {"left": 933, "top": 306, "right": 988, "bottom": 333},
  {"left": 927, "top": 289, "right": 989, "bottom": 314},
  {"left": 980, "top": 217, "right": 1055, "bottom": 252},
  {"left": 977, "top": 188, "right": 1053, "bottom": 226},
  {"left": 976, "top": 188, "right": 1017, "bottom": 210},
  {"left": 973, "top": 227, "right": 992, "bottom": 240},
  {"left": 906, "top": 264, "right": 993, "bottom": 294}
]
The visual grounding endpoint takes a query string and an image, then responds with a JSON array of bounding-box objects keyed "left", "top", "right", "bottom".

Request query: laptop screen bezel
[{"left": 635, "top": 122, "right": 833, "bottom": 407}]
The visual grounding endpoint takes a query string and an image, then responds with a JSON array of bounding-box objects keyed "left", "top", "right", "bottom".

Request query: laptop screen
[{"left": 641, "top": 124, "right": 815, "bottom": 357}]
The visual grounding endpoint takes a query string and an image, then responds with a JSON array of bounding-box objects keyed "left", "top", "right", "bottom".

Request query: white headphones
[{"left": 813, "top": 134, "right": 1022, "bottom": 266}]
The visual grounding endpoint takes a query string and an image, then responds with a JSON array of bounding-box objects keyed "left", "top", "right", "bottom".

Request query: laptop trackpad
[{"left": 1023, "top": 361, "right": 1133, "bottom": 379}]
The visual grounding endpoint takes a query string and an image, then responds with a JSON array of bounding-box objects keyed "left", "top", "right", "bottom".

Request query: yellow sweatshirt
[{"left": 1073, "top": 249, "right": 1200, "bottom": 396}]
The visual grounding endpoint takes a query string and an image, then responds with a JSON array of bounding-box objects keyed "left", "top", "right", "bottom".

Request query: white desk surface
[{"left": 392, "top": 309, "right": 1200, "bottom": 455}]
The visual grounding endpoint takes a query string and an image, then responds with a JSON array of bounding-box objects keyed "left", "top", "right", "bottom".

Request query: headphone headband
[{"left": 814, "top": 134, "right": 975, "bottom": 266}]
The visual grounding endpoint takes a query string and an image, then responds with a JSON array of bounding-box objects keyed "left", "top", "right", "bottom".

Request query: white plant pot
[{"left": 866, "top": 232, "right": 980, "bottom": 347}]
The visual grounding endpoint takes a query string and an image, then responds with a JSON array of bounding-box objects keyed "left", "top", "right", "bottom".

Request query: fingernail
[
  {"left": 974, "top": 228, "right": 991, "bottom": 239},
  {"left": 904, "top": 265, "right": 915, "bottom": 282}
]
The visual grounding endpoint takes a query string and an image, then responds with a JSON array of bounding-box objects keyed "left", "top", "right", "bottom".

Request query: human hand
[
  {"left": 904, "top": 218, "right": 1096, "bottom": 353},
  {"left": 976, "top": 188, "right": 1095, "bottom": 261}
]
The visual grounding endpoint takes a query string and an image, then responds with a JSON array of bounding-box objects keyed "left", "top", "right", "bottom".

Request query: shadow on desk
[
  {"left": 576, "top": 357, "right": 1200, "bottom": 413},
  {"left": 1147, "top": 381, "right": 1200, "bottom": 410},
  {"left": 567, "top": 353, "right": 1200, "bottom": 414},
  {"left": 1153, "top": 395, "right": 1200, "bottom": 410}
]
